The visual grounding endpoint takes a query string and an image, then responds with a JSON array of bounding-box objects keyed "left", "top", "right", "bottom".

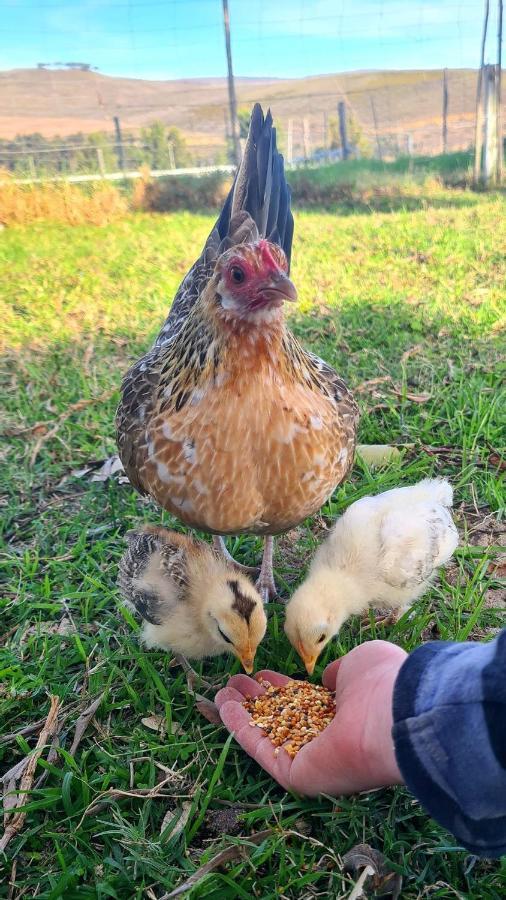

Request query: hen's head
[{"left": 214, "top": 240, "right": 297, "bottom": 322}]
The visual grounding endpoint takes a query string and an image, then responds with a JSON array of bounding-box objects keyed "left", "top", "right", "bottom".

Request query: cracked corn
[{"left": 243, "top": 679, "right": 335, "bottom": 757}]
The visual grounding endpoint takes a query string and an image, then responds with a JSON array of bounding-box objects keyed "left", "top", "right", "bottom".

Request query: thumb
[{"left": 322, "top": 658, "right": 343, "bottom": 690}]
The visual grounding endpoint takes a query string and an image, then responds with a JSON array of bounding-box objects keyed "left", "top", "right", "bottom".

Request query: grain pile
[{"left": 243, "top": 679, "right": 335, "bottom": 758}]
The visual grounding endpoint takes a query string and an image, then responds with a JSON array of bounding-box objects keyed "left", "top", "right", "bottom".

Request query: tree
[{"left": 141, "top": 122, "right": 191, "bottom": 169}]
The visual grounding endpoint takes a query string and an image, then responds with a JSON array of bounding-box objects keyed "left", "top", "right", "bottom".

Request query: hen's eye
[
  {"left": 218, "top": 625, "right": 232, "bottom": 644},
  {"left": 317, "top": 634, "right": 326, "bottom": 643},
  {"left": 230, "top": 266, "right": 245, "bottom": 284}
]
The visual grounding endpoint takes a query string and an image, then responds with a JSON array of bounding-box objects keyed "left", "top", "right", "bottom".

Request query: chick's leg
[
  {"left": 173, "top": 654, "right": 216, "bottom": 693},
  {"left": 212, "top": 536, "right": 258, "bottom": 574},
  {"left": 256, "top": 536, "right": 278, "bottom": 604}
]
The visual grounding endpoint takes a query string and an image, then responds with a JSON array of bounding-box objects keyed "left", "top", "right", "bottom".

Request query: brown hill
[{"left": 0, "top": 67, "right": 489, "bottom": 157}]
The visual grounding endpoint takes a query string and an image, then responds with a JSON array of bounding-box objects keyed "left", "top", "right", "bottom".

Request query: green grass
[
  {"left": 1, "top": 192, "right": 505, "bottom": 898},
  {"left": 287, "top": 151, "right": 479, "bottom": 209}
]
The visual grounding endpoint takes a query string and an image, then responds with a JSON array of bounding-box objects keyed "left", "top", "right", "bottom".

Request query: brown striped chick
[{"left": 118, "top": 525, "right": 267, "bottom": 688}]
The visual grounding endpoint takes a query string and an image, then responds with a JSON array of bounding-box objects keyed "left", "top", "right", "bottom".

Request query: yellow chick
[
  {"left": 118, "top": 525, "right": 267, "bottom": 684},
  {"left": 285, "top": 478, "right": 458, "bottom": 673}
]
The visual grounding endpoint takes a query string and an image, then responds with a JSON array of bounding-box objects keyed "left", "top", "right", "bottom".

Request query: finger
[
  {"left": 254, "top": 670, "right": 293, "bottom": 688},
  {"left": 214, "top": 686, "right": 246, "bottom": 708},
  {"left": 226, "top": 674, "right": 265, "bottom": 698},
  {"left": 322, "top": 658, "right": 343, "bottom": 690},
  {"left": 218, "top": 699, "right": 254, "bottom": 735},
  {"left": 219, "top": 701, "right": 292, "bottom": 790}
]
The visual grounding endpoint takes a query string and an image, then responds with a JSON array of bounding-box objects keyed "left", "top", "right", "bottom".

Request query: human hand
[{"left": 215, "top": 640, "right": 406, "bottom": 796}]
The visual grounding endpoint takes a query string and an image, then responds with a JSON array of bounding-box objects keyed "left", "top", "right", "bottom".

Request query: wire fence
[{"left": 0, "top": 1, "right": 504, "bottom": 181}]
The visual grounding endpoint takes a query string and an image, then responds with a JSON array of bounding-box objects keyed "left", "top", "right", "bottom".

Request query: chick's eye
[
  {"left": 218, "top": 625, "right": 232, "bottom": 644},
  {"left": 317, "top": 634, "right": 326, "bottom": 643},
  {"left": 230, "top": 265, "right": 245, "bottom": 284}
]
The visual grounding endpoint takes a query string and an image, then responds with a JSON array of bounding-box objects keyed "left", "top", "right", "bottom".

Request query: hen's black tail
[{"left": 215, "top": 104, "right": 294, "bottom": 269}]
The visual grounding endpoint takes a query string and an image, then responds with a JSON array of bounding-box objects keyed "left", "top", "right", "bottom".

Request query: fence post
[
  {"left": 442, "top": 68, "right": 449, "bottom": 153},
  {"left": 96, "top": 147, "right": 105, "bottom": 176},
  {"left": 338, "top": 101, "right": 349, "bottom": 160},
  {"left": 287, "top": 118, "right": 293, "bottom": 165},
  {"left": 302, "top": 118, "right": 311, "bottom": 161},
  {"left": 369, "top": 95, "right": 382, "bottom": 161},
  {"left": 496, "top": 0, "right": 503, "bottom": 184},
  {"left": 483, "top": 64, "right": 498, "bottom": 184},
  {"left": 113, "top": 116, "right": 126, "bottom": 172}
]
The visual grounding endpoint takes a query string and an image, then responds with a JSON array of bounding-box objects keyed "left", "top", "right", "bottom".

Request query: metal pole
[{"left": 222, "top": 0, "right": 241, "bottom": 166}]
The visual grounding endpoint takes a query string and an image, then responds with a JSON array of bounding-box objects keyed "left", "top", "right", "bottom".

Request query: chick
[
  {"left": 118, "top": 525, "right": 267, "bottom": 686},
  {"left": 285, "top": 478, "right": 459, "bottom": 673}
]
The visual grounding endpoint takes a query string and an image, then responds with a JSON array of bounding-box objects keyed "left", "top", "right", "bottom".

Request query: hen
[
  {"left": 116, "top": 104, "right": 358, "bottom": 601},
  {"left": 285, "top": 478, "right": 459, "bottom": 672},
  {"left": 118, "top": 525, "right": 266, "bottom": 687}
]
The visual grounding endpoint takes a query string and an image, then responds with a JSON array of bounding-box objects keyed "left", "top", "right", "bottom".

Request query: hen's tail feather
[{"left": 215, "top": 103, "right": 293, "bottom": 267}]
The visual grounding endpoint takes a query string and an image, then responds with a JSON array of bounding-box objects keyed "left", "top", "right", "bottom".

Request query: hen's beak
[
  {"left": 256, "top": 271, "right": 298, "bottom": 306},
  {"left": 236, "top": 647, "right": 255, "bottom": 674},
  {"left": 296, "top": 641, "right": 318, "bottom": 676}
]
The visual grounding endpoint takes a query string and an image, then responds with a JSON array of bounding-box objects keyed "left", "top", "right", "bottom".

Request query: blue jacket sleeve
[{"left": 392, "top": 629, "right": 506, "bottom": 858}]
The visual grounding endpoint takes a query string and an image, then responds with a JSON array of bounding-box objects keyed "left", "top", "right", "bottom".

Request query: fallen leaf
[
  {"left": 90, "top": 455, "right": 125, "bottom": 482},
  {"left": 0, "top": 695, "right": 62, "bottom": 852},
  {"left": 142, "top": 715, "right": 165, "bottom": 732},
  {"left": 343, "top": 843, "right": 402, "bottom": 899},
  {"left": 400, "top": 344, "right": 424, "bottom": 363},
  {"left": 161, "top": 829, "right": 273, "bottom": 898},
  {"left": 489, "top": 452, "right": 506, "bottom": 472},
  {"left": 489, "top": 557, "right": 506, "bottom": 579},
  {"left": 161, "top": 800, "right": 193, "bottom": 840},
  {"left": 20, "top": 617, "right": 77, "bottom": 642},
  {"left": 355, "top": 376, "right": 393, "bottom": 393},
  {"left": 392, "top": 388, "right": 431, "bottom": 403},
  {"left": 69, "top": 693, "right": 104, "bottom": 756},
  {"left": 141, "top": 715, "right": 182, "bottom": 736},
  {"left": 196, "top": 696, "right": 222, "bottom": 725},
  {"left": 356, "top": 444, "right": 405, "bottom": 467}
]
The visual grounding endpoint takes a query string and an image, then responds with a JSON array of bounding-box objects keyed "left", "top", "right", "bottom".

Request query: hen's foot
[
  {"left": 256, "top": 536, "right": 278, "bottom": 603},
  {"left": 212, "top": 536, "right": 258, "bottom": 575}
]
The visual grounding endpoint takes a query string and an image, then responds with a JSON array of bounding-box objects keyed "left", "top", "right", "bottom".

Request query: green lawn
[{"left": 1, "top": 192, "right": 505, "bottom": 898}]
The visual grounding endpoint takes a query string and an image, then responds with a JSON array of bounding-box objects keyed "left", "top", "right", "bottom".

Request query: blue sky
[{"left": 1, "top": 0, "right": 494, "bottom": 80}]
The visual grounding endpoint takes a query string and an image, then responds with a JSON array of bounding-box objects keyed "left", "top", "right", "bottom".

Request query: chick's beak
[
  {"left": 236, "top": 647, "right": 255, "bottom": 674},
  {"left": 296, "top": 641, "right": 319, "bottom": 676},
  {"left": 256, "top": 271, "right": 298, "bottom": 307}
]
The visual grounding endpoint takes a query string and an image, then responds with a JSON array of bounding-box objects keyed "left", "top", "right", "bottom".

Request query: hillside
[{"left": 0, "top": 67, "right": 490, "bottom": 157}]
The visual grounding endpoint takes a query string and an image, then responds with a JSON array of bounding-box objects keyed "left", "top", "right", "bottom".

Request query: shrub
[{"left": 0, "top": 173, "right": 128, "bottom": 225}]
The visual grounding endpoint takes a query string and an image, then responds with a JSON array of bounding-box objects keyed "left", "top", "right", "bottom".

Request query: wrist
[{"left": 361, "top": 661, "right": 404, "bottom": 787}]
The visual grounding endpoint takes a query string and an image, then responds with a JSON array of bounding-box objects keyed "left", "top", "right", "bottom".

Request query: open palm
[{"left": 215, "top": 640, "right": 406, "bottom": 796}]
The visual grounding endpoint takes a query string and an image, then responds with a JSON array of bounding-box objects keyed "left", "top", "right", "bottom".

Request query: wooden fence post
[{"left": 338, "top": 101, "right": 350, "bottom": 160}]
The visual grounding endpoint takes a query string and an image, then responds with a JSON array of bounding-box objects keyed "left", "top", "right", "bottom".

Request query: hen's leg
[
  {"left": 256, "top": 536, "right": 278, "bottom": 604},
  {"left": 212, "top": 536, "right": 258, "bottom": 575}
]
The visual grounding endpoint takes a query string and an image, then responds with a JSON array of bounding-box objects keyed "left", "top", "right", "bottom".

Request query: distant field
[
  {"left": 1, "top": 194, "right": 505, "bottom": 896},
  {"left": 0, "top": 66, "right": 497, "bottom": 157}
]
